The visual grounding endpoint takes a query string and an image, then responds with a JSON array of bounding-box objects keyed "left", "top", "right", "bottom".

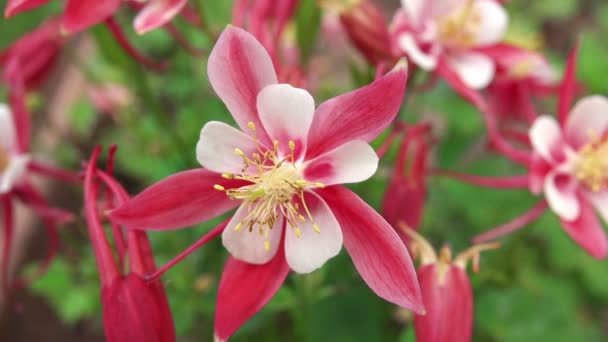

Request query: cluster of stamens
[
  {"left": 437, "top": 0, "right": 481, "bottom": 48},
  {"left": 574, "top": 132, "right": 608, "bottom": 192},
  {"left": 214, "top": 122, "right": 325, "bottom": 251}
]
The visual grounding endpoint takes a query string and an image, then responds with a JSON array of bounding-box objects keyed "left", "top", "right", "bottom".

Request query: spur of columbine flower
[
  {"left": 392, "top": 0, "right": 508, "bottom": 90},
  {"left": 401, "top": 225, "right": 499, "bottom": 342},
  {"left": 84, "top": 147, "right": 175, "bottom": 342},
  {"left": 109, "top": 26, "right": 423, "bottom": 341}
]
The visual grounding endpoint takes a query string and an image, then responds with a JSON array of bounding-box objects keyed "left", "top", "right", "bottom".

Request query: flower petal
[
  {"left": 62, "top": 0, "right": 121, "bottom": 34},
  {"left": 583, "top": 190, "right": 608, "bottom": 225},
  {"left": 473, "top": 0, "right": 508, "bottom": 46},
  {"left": 109, "top": 169, "right": 244, "bottom": 230},
  {"left": 401, "top": 0, "right": 425, "bottom": 24},
  {"left": 560, "top": 195, "right": 608, "bottom": 259},
  {"left": 529, "top": 115, "right": 564, "bottom": 164},
  {"left": 207, "top": 26, "right": 278, "bottom": 145},
  {"left": 558, "top": 46, "right": 579, "bottom": 126},
  {"left": 564, "top": 96, "right": 608, "bottom": 149},
  {"left": 528, "top": 153, "right": 551, "bottom": 195},
  {"left": 222, "top": 205, "right": 284, "bottom": 265},
  {"left": 447, "top": 52, "right": 495, "bottom": 90},
  {"left": 0, "top": 104, "right": 17, "bottom": 153},
  {"left": 302, "top": 140, "right": 378, "bottom": 186},
  {"left": 317, "top": 186, "right": 424, "bottom": 313},
  {"left": 257, "top": 84, "right": 315, "bottom": 159},
  {"left": 196, "top": 121, "right": 258, "bottom": 174},
  {"left": 398, "top": 33, "right": 439, "bottom": 70},
  {"left": 134, "top": 0, "right": 187, "bottom": 34},
  {"left": 214, "top": 253, "right": 290, "bottom": 342},
  {"left": 4, "top": 0, "right": 49, "bottom": 18},
  {"left": 0, "top": 154, "right": 29, "bottom": 194},
  {"left": 306, "top": 62, "right": 408, "bottom": 159},
  {"left": 544, "top": 171, "right": 579, "bottom": 221},
  {"left": 284, "top": 192, "right": 342, "bottom": 274}
]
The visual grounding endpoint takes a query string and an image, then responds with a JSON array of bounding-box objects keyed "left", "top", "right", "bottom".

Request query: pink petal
[
  {"left": 529, "top": 115, "right": 564, "bottom": 164},
  {"left": 284, "top": 192, "right": 342, "bottom": 274},
  {"left": 109, "top": 169, "right": 244, "bottom": 230},
  {"left": 544, "top": 171, "right": 580, "bottom": 221},
  {"left": 62, "top": 0, "right": 121, "bottom": 34},
  {"left": 257, "top": 84, "right": 315, "bottom": 160},
  {"left": 473, "top": 0, "right": 508, "bottom": 46},
  {"left": 306, "top": 62, "right": 408, "bottom": 159},
  {"left": 447, "top": 52, "right": 495, "bottom": 90},
  {"left": 414, "top": 264, "right": 473, "bottom": 342},
  {"left": 400, "top": 0, "right": 426, "bottom": 24},
  {"left": 302, "top": 140, "right": 378, "bottom": 186},
  {"left": 4, "top": 0, "right": 49, "bottom": 18},
  {"left": 397, "top": 33, "right": 439, "bottom": 70},
  {"left": 564, "top": 96, "right": 608, "bottom": 150},
  {"left": 214, "top": 253, "right": 290, "bottom": 341},
  {"left": 196, "top": 121, "right": 259, "bottom": 174},
  {"left": 558, "top": 46, "right": 579, "bottom": 126},
  {"left": 134, "top": 0, "right": 187, "bottom": 34},
  {"left": 318, "top": 186, "right": 424, "bottom": 313},
  {"left": 560, "top": 195, "right": 608, "bottom": 259},
  {"left": 208, "top": 26, "right": 278, "bottom": 146},
  {"left": 222, "top": 205, "right": 284, "bottom": 265},
  {"left": 0, "top": 104, "right": 17, "bottom": 153},
  {"left": 528, "top": 153, "right": 551, "bottom": 194},
  {"left": 583, "top": 190, "right": 608, "bottom": 225}
]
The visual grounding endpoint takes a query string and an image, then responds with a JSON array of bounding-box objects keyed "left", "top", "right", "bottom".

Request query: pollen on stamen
[
  {"left": 234, "top": 148, "right": 245, "bottom": 156},
  {"left": 214, "top": 184, "right": 225, "bottom": 191}
]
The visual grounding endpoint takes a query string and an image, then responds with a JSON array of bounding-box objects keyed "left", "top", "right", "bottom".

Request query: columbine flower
[
  {"left": 84, "top": 147, "right": 175, "bottom": 342},
  {"left": 109, "top": 26, "right": 423, "bottom": 341},
  {"left": 393, "top": 0, "right": 508, "bottom": 90},
  {"left": 402, "top": 226, "right": 498, "bottom": 342},
  {"left": 4, "top": 0, "right": 186, "bottom": 35},
  {"left": 528, "top": 95, "right": 608, "bottom": 258}
]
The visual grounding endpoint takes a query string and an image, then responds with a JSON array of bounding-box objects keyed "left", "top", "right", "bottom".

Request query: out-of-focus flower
[
  {"left": 392, "top": 0, "right": 508, "bottom": 90},
  {"left": 4, "top": 0, "right": 187, "bottom": 35},
  {"left": 0, "top": 18, "right": 63, "bottom": 90},
  {"left": 109, "top": 26, "right": 423, "bottom": 341},
  {"left": 382, "top": 123, "right": 431, "bottom": 238},
  {"left": 403, "top": 226, "right": 498, "bottom": 342},
  {"left": 87, "top": 83, "right": 133, "bottom": 115},
  {"left": 84, "top": 147, "right": 175, "bottom": 342},
  {"left": 334, "top": 0, "right": 397, "bottom": 66}
]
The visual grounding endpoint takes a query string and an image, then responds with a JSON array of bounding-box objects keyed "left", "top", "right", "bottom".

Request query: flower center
[
  {"left": 436, "top": 0, "right": 480, "bottom": 49},
  {"left": 574, "top": 134, "right": 608, "bottom": 192},
  {"left": 214, "top": 122, "right": 324, "bottom": 251},
  {"left": 0, "top": 146, "right": 10, "bottom": 173}
]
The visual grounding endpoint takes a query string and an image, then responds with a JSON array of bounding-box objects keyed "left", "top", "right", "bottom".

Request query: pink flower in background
[
  {"left": 392, "top": 0, "right": 508, "bottom": 90},
  {"left": 403, "top": 226, "right": 498, "bottom": 342},
  {"left": 109, "top": 26, "right": 423, "bottom": 341}
]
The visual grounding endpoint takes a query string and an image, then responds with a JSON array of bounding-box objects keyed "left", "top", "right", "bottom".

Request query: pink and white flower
[
  {"left": 392, "top": 0, "right": 508, "bottom": 90},
  {"left": 0, "top": 104, "right": 29, "bottom": 194},
  {"left": 529, "top": 95, "right": 608, "bottom": 258},
  {"left": 109, "top": 26, "right": 423, "bottom": 341}
]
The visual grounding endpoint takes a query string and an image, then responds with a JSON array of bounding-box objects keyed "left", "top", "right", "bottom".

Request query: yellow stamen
[
  {"left": 575, "top": 131, "right": 608, "bottom": 192},
  {"left": 214, "top": 184, "right": 225, "bottom": 191},
  {"left": 437, "top": 0, "right": 481, "bottom": 48}
]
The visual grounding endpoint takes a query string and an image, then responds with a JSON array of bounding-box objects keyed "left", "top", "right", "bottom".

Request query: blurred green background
[{"left": 1, "top": 0, "right": 608, "bottom": 341}]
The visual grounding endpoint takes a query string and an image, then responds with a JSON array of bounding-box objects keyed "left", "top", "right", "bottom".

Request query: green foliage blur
[{"left": 1, "top": 0, "right": 608, "bottom": 341}]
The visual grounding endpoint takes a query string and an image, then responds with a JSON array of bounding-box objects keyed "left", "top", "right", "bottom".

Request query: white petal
[
  {"left": 529, "top": 115, "right": 563, "bottom": 163},
  {"left": 565, "top": 96, "right": 608, "bottom": 149},
  {"left": 302, "top": 140, "right": 378, "bottom": 186},
  {"left": 398, "top": 33, "right": 439, "bottom": 71},
  {"left": 0, "top": 103, "right": 16, "bottom": 152},
  {"left": 284, "top": 192, "right": 342, "bottom": 274},
  {"left": 448, "top": 52, "right": 495, "bottom": 89},
  {"left": 473, "top": 0, "right": 508, "bottom": 45},
  {"left": 222, "top": 204, "right": 284, "bottom": 265},
  {"left": 584, "top": 190, "right": 608, "bottom": 224},
  {"left": 544, "top": 171, "right": 580, "bottom": 221},
  {"left": 196, "top": 121, "right": 260, "bottom": 174},
  {"left": 401, "top": 0, "right": 426, "bottom": 24},
  {"left": 257, "top": 84, "right": 315, "bottom": 159},
  {"left": 0, "top": 154, "right": 29, "bottom": 194}
]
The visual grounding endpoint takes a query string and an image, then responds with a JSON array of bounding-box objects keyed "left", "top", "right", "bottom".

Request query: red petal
[
  {"left": 207, "top": 26, "right": 278, "bottom": 146},
  {"left": 317, "top": 186, "right": 424, "bottom": 313},
  {"left": 414, "top": 264, "right": 473, "bottom": 342},
  {"left": 109, "top": 169, "right": 244, "bottom": 231},
  {"left": 560, "top": 195, "right": 608, "bottom": 259},
  {"left": 214, "top": 252, "right": 290, "bottom": 341},
  {"left": 305, "top": 62, "right": 408, "bottom": 159},
  {"left": 134, "top": 0, "right": 187, "bottom": 34},
  {"left": 435, "top": 58, "right": 485, "bottom": 108},
  {"left": 558, "top": 45, "right": 579, "bottom": 126},
  {"left": 4, "top": 0, "right": 49, "bottom": 18},
  {"left": 62, "top": 0, "right": 121, "bottom": 34}
]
